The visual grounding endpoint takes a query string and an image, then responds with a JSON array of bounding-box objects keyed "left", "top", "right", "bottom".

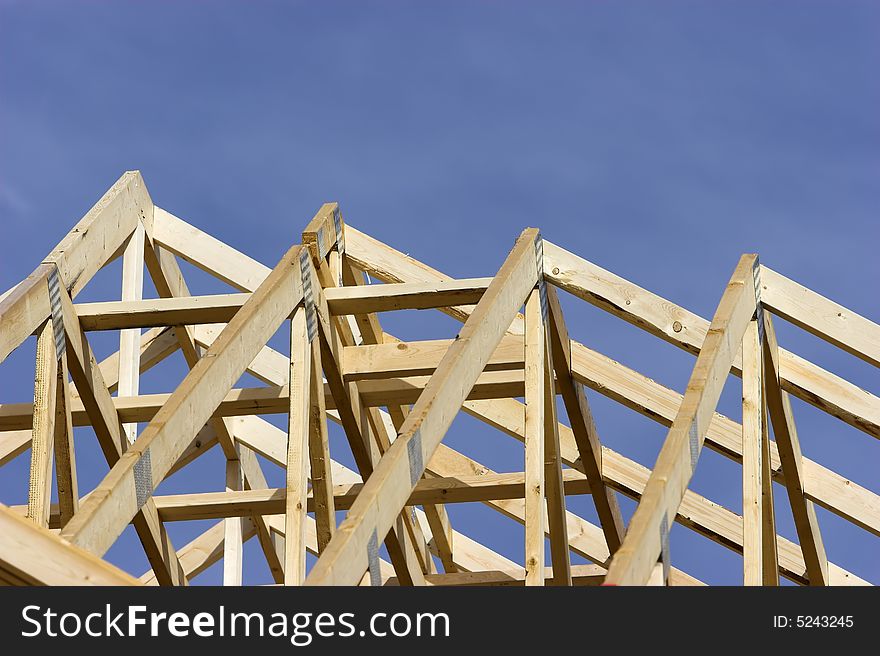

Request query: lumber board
[
  {"left": 325, "top": 278, "right": 491, "bottom": 314},
  {"left": 76, "top": 293, "right": 248, "bottom": 330},
  {"left": 342, "top": 335, "right": 523, "bottom": 381},
  {"left": 285, "top": 307, "right": 311, "bottom": 585},
  {"left": 524, "top": 287, "right": 546, "bottom": 586},
  {"left": 742, "top": 319, "right": 766, "bottom": 585},
  {"left": 384, "top": 564, "right": 607, "bottom": 587},
  {"left": 761, "top": 266, "right": 880, "bottom": 368},
  {"left": 26, "top": 321, "right": 59, "bottom": 527},
  {"left": 223, "top": 455, "right": 244, "bottom": 586},
  {"left": 118, "top": 223, "right": 145, "bottom": 445}
]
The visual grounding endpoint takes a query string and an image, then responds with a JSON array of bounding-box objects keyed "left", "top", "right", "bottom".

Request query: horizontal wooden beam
[
  {"left": 342, "top": 335, "right": 523, "bottom": 381},
  {"left": 150, "top": 471, "right": 592, "bottom": 522},
  {"left": 71, "top": 279, "right": 492, "bottom": 332},
  {"left": 384, "top": 564, "right": 607, "bottom": 587},
  {"left": 325, "top": 278, "right": 491, "bottom": 314},
  {"left": 76, "top": 294, "right": 248, "bottom": 330}
]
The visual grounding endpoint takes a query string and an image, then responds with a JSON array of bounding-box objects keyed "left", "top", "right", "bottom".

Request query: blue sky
[{"left": 1, "top": 1, "right": 877, "bottom": 585}]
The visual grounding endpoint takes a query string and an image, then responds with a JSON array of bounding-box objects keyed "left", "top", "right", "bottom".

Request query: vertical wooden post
[
  {"left": 742, "top": 318, "right": 763, "bottom": 585},
  {"left": 27, "top": 321, "right": 58, "bottom": 527},
  {"left": 119, "top": 224, "right": 145, "bottom": 444},
  {"left": 524, "top": 287, "right": 545, "bottom": 586},
  {"left": 285, "top": 306, "right": 311, "bottom": 585},
  {"left": 223, "top": 452, "right": 243, "bottom": 586}
]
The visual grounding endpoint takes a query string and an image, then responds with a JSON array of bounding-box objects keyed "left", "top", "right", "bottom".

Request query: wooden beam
[
  {"left": 325, "top": 278, "right": 491, "bottom": 315},
  {"left": 223, "top": 454, "right": 244, "bottom": 586},
  {"left": 0, "top": 504, "right": 139, "bottom": 586},
  {"left": 285, "top": 307, "right": 311, "bottom": 585},
  {"left": 762, "top": 313, "right": 829, "bottom": 585},
  {"left": 226, "top": 386, "right": 708, "bottom": 583},
  {"left": 761, "top": 363, "right": 780, "bottom": 587},
  {"left": 59, "top": 242, "right": 305, "bottom": 557},
  {"left": 153, "top": 216, "right": 880, "bottom": 444},
  {"left": 760, "top": 265, "right": 880, "bottom": 368},
  {"left": 524, "top": 287, "right": 545, "bottom": 586},
  {"left": 141, "top": 518, "right": 255, "bottom": 585},
  {"left": 338, "top": 231, "right": 862, "bottom": 582},
  {"left": 76, "top": 293, "right": 247, "bottom": 330},
  {"left": 29, "top": 214, "right": 873, "bottom": 549},
  {"left": 339, "top": 261, "right": 449, "bottom": 577},
  {"left": 384, "top": 564, "right": 607, "bottom": 587},
  {"left": 305, "top": 307, "right": 336, "bottom": 555},
  {"left": 605, "top": 255, "right": 758, "bottom": 585},
  {"left": 27, "top": 321, "right": 59, "bottom": 527},
  {"left": 566, "top": 336, "right": 880, "bottom": 538},
  {"left": 118, "top": 223, "right": 145, "bottom": 444},
  {"left": 1, "top": 373, "right": 547, "bottom": 432},
  {"left": 151, "top": 206, "right": 269, "bottom": 292},
  {"left": 342, "top": 335, "right": 523, "bottom": 381},
  {"left": 742, "top": 318, "right": 766, "bottom": 585},
  {"left": 545, "top": 284, "right": 625, "bottom": 554},
  {"left": 99, "top": 326, "right": 180, "bottom": 394},
  {"left": 306, "top": 229, "right": 541, "bottom": 585},
  {"left": 0, "top": 171, "right": 150, "bottom": 364}
]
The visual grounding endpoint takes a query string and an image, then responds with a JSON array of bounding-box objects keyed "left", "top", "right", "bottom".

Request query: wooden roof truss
[{"left": 1, "top": 171, "right": 877, "bottom": 586}]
